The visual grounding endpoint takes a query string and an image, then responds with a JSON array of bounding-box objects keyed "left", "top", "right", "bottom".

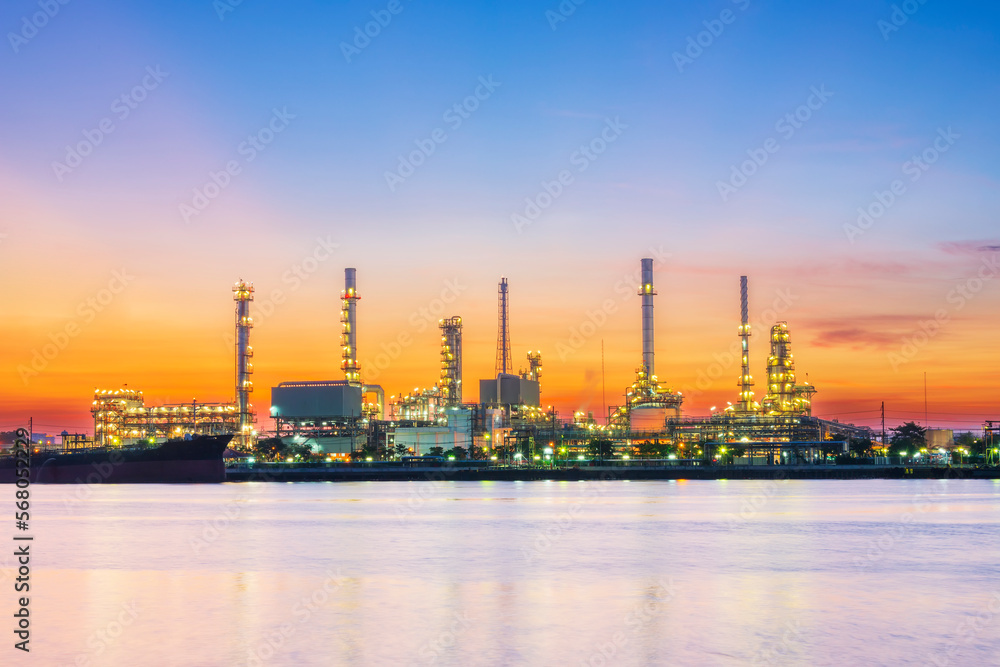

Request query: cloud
[
  {"left": 811, "top": 327, "right": 903, "bottom": 349},
  {"left": 936, "top": 240, "right": 1000, "bottom": 255}
]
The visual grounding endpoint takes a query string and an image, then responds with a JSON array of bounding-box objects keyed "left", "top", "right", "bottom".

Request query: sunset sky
[{"left": 1, "top": 0, "right": 998, "bottom": 435}]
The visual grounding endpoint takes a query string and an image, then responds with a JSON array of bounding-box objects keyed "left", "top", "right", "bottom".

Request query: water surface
[{"left": 6, "top": 479, "right": 999, "bottom": 666}]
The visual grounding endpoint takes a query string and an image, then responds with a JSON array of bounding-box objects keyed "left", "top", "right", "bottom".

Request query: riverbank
[{"left": 226, "top": 463, "right": 999, "bottom": 482}]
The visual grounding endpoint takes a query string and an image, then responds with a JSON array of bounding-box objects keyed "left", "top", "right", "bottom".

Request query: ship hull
[{"left": 0, "top": 435, "right": 231, "bottom": 484}]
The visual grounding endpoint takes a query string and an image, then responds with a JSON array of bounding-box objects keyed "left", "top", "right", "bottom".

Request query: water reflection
[{"left": 7, "top": 480, "right": 998, "bottom": 666}]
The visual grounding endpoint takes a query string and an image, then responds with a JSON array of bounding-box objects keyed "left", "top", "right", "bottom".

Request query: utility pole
[
  {"left": 923, "top": 371, "right": 928, "bottom": 428},
  {"left": 881, "top": 401, "right": 886, "bottom": 451},
  {"left": 601, "top": 339, "right": 607, "bottom": 425}
]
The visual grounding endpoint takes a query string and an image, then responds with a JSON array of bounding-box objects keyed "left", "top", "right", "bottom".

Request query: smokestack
[
  {"left": 639, "top": 258, "right": 655, "bottom": 377},
  {"left": 737, "top": 275, "right": 755, "bottom": 412},
  {"left": 341, "top": 268, "right": 361, "bottom": 385}
]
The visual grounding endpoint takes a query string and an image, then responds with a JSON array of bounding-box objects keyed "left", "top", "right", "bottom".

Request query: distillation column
[
  {"left": 639, "top": 258, "right": 656, "bottom": 378},
  {"left": 341, "top": 268, "right": 361, "bottom": 385},
  {"left": 736, "top": 275, "right": 757, "bottom": 413},
  {"left": 439, "top": 316, "right": 463, "bottom": 405},
  {"left": 762, "top": 322, "right": 794, "bottom": 414},
  {"left": 234, "top": 280, "right": 254, "bottom": 447}
]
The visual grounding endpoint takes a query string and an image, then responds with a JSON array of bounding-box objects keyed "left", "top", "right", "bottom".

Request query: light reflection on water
[{"left": 7, "top": 479, "right": 1000, "bottom": 666}]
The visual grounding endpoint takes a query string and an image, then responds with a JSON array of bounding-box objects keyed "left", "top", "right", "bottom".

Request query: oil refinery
[{"left": 80, "top": 253, "right": 902, "bottom": 465}]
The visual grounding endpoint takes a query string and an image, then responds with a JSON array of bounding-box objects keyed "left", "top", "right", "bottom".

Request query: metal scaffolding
[
  {"left": 234, "top": 280, "right": 255, "bottom": 447},
  {"left": 525, "top": 351, "right": 542, "bottom": 382},
  {"left": 439, "top": 316, "right": 463, "bottom": 406},
  {"left": 91, "top": 389, "right": 239, "bottom": 447},
  {"left": 735, "top": 275, "right": 758, "bottom": 413},
  {"left": 496, "top": 277, "right": 511, "bottom": 376},
  {"left": 341, "top": 268, "right": 361, "bottom": 385},
  {"left": 761, "top": 322, "right": 816, "bottom": 416}
]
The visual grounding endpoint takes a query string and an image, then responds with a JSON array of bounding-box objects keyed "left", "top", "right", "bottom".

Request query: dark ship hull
[{"left": 0, "top": 435, "right": 231, "bottom": 484}]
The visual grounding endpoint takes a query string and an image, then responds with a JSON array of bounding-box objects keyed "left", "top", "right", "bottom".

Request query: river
[{"left": 6, "top": 479, "right": 999, "bottom": 666}]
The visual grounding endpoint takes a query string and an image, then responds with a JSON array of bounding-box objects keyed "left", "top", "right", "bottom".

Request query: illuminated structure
[
  {"left": 341, "top": 268, "right": 361, "bottom": 385},
  {"left": 496, "top": 277, "right": 511, "bottom": 376},
  {"left": 610, "top": 258, "right": 683, "bottom": 431},
  {"left": 234, "top": 280, "right": 255, "bottom": 447},
  {"left": 91, "top": 389, "right": 238, "bottom": 447},
  {"left": 525, "top": 351, "right": 542, "bottom": 382},
  {"left": 394, "top": 386, "right": 447, "bottom": 424},
  {"left": 267, "top": 268, "right": 384, "bottom": 455},
  {"left": 734, "top": 276, "right": 758, "bottom": 413},
  {"left": 337, "top": 268, "right": 384, "bottom": 419},
  {"left": 439, "top": 317, "right": 463, "bottom": 406},
  {"left": 245, "top": 254, "right": 866, "bottom": 461},
  {"left": 761, "top": 322, "right": 815, "bottom": 416},
  {"left": 640, "top": 258, "right": 655, "bottom": 377}
]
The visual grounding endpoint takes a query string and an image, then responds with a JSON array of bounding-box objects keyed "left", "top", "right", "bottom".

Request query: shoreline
[{"left": 226, "top": 464, "right": 999, "bottom": 482}]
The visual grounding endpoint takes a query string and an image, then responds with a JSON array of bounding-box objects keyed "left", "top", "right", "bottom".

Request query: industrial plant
[{"left": 82, "top": 253, "right": 892, "bottom": 464}]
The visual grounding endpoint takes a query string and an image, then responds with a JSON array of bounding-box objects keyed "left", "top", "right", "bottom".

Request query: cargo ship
[{"left": 0, "top": 434, "right": 231, "bottom": 484}]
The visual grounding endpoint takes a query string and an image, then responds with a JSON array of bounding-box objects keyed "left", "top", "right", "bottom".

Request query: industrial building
[
  {"left": 90, "top": 280, "right": 257, "bottom": 447},
  {"left": 85, "top": 253, "right": 880, "bottom": 460},
  {"left": 91, "top": 388, "right": 240, "bottom": 447}
]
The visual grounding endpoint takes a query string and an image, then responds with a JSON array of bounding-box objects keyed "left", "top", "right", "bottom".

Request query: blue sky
[{"left": 1, "top": 0, "right": 998, "bottom": 428}]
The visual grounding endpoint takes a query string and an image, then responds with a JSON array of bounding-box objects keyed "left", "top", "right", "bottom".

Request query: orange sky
[
  {"left": 2, "top": 0, "right": 999, "bottom": 438},
  {"left": 2, "top": 192, "right": 997, "bottom": 435}
]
